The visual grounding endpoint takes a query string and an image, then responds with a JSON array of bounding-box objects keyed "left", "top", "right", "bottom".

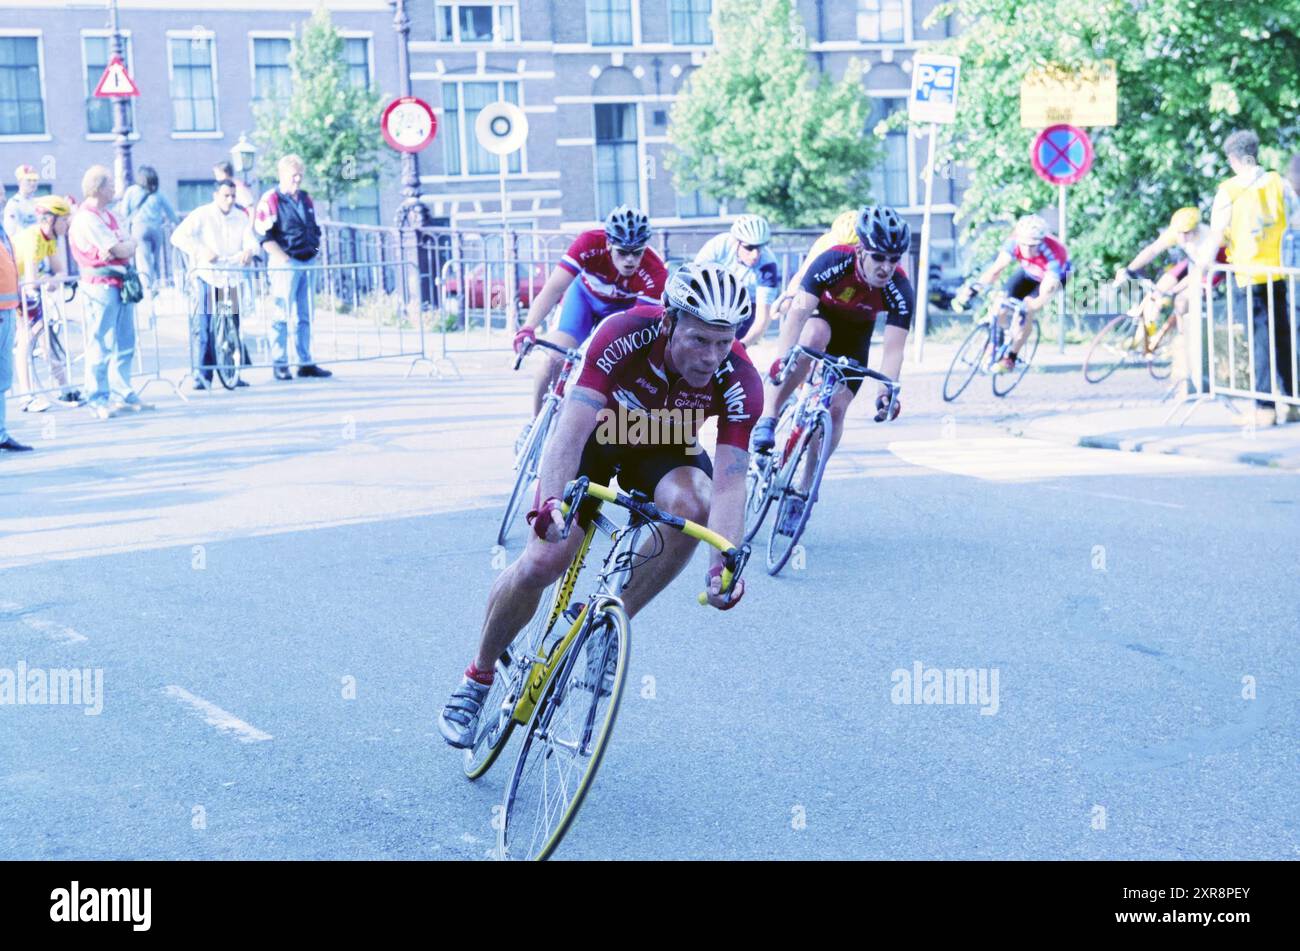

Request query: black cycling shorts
[
  {"left": 1005, "top": 268, "right": 1068, "bottom": 300},
  {"left": 810, "top": 312, "right": 874, "bottom": 395},
  {"left": 576, "top": 426, "right": 713, "bottom": 497}
]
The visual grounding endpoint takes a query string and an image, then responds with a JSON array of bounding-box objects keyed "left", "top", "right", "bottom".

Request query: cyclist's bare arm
[
  {"left": 777, "top": 289, "right": 820, "bottom": 357},
  {"left": 705, "top": 443, "right": 748, "bottom": 609},
  {"left": 533, "top": 384, "right": 605, "bottom": 535},
  {"left": 1117, "top": 236, "right": 1169, "bottom": 282},
  {"left": 740, "top": 297, "right": 773, "bottom": 348},
  {"left": 1024, "top": 274, "right": 1061, "bottom": 313},
  {"left": 974, "top": 250, "right": 1014, "bottom": 289},
  {"left": 521, "top": 266, "right": 577, "bottom": 334},
  {"left": 877, "top": 325, "right": 908, "bottom": 394}
]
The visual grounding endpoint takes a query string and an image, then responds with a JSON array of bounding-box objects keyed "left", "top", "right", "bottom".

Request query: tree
[
  {"left": 666, "top": 0, "right": 882, "bottom": 228},
  {"left": 252, "top": 6, "right": 389, "bottom": 216},
  {"left": 923, "top": 0, "right": 1300, "bottom": 280}
]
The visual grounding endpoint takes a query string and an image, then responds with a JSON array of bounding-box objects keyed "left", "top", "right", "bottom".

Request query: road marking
[
  {"left": 888, "top": 436, "right": 1221, "bottom": 482},
  {"left": 163, "top": 686, "right": 273, "bottom": 743},
  {"left": 1036, "top": 483, "right": 1184, "bottom": 510},
  {"left": 1, "top": 602, "right": 90, "bottom": 643}
]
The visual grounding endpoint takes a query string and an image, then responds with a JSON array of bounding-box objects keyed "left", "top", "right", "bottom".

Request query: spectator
[
  {"left": 3, "top": 164, "right": 42, "bottom": 240},
  {"left": 1200, "top": 130, "right": 1300, "bottom": 426},
  {"left": 0, "top": 180, "right": 33, "bottom": 452},
  {"left": 69, "top": 164, "right": 148, "bottom": 419},
  {"left": 14, "top": 195, "right": 80, "bottom": 412},
  {"left": 120, "top": 165, "right": 179, "bottom": 299},
  {"left": 171, "top": 179, "right": 259, "bottom": 390},
  {"left": 1284, "top": 153, "right": 1300, "bottom": 270},
  {"left": 254, "top": 154, "right": 331, "bottom": 380},
  {"left": 213, "top": 160, "right": 255, "bottom": 209}
]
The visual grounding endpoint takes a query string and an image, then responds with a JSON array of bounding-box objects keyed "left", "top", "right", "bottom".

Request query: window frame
[
  {"left": 440, "top": 78, "right": 527, "bottom": 179},
  {"left": 434, "top": 2, "right": 520, "bottom": 45},
  {"left": 586, "top": 0, "right": 638, "bottom": 47},
  {"left": 166, "top": 30, "right": 222, "bottom": 139},
  {"left": 0, "top": 30, "right": 49, "bottom": 140},
  {"left": 669, "top": 0, "right": 712, "bottom": 46},
  {"left": 339, "top": 32, "right": 375, "bottom": 90},
  {"left": 868, "top": 92, "right": 915, "bottom": 209},
  {"left": 856, "top": 0, "right": 909, "bottom": 44},
  {"left": 80, "top": 30, "right": 136, "bottom": 140},
  {"left": 248, "top": 32, "right": 293, "bottom": 107},
  {"left": 592, "top": 101, "right": 642, "bottom": 215}
]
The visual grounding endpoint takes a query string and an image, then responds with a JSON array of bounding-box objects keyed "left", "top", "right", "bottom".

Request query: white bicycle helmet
[
  {"left": 1014, "top": 214, "right": 1049, "bottom": 243},
  {"left": 729, "top": 214, "right": 771, "bottom": 247},
  {"left": 665, "top": 263, "right": 753, "bottom": 331}
]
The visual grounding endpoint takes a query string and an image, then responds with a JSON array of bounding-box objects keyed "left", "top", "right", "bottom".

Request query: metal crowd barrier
[{"left": 1167, "top": 262, "right": 1299, "bottom": 425}]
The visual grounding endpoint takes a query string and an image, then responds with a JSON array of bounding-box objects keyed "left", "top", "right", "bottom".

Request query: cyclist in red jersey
[
  {"left": 955, "top": 215, "right": 1069, "bottom": 374},
  {"left": 513, "top": 206, "right": 667, "bottom": 417},
  {"left": 438, "top": 264, "right": 763, "bottom": 748},
  {"left": 749, "top": 206, "right": 914, "bottom": 529}
]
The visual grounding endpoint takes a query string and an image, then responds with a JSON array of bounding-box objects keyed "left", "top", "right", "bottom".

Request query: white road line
[
  {"left": 888, "top": 436, "right": 1221, "bottom": 482},
  {"left": 163, "top": 686, "right": 273, "bottom": 743},
  {"left": 1037, "top": 484, "right": 1185, "bottom": 510}
]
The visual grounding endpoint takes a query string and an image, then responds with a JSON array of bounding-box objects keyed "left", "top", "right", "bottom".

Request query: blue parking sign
[{"left": 909, "top": 54, "right": 961, "bottom": 124}]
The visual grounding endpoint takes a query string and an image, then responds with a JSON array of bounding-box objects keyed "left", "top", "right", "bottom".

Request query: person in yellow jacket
[{"left": 1199, "top": 130, "right": 1300, "bottom": 425}]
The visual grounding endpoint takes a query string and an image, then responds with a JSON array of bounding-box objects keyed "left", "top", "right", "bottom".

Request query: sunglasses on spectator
[{"left": 866, "top": 251, "right": 902, "bottom": 264}]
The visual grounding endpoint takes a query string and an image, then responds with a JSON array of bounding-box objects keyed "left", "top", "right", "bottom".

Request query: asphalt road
[{"left": 1, "top": 357, "right": 1296, "bottom": 860}]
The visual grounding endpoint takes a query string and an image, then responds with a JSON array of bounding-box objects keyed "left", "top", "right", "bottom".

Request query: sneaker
[
  {"left": 21, "top": 396, "right": 50, "bottom": 413},
  {"left": 86, "top": 402, "right": 115, "bottom": 420},
  {"left": 188, "top": 376, "right": 210, "bottom": 392},
  {"left": 296, "top": 364, "right": 333, "bottom": 378},
  {"left": 0, "top": 436, "right": 34, "bottom": 452},
  {"left": 514, "top": 419, "right": 533, "bottom": 457},
  {"left": 56, "top": 390, "right": 82, "bottom": 405},
  {"left": 991, "top": 355, "right": 1017, "bottom": 375},
  {"left": 777, "top": 496, "right": 806, "bottom": 535},
  {"left": 113, "top": 397, "right": 154, "bottom": 413},
  {"left": 437, "top": 675, "right": 491, "bottom": 749},
  {"left": 749, "top": 416, "right": 777, "bottom": 453},
  {"left": 273, "top": 366, "right": 293, "bottom": 382}
]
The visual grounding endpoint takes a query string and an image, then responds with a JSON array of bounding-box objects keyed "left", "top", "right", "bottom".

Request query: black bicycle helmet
[
  {"left": 604, "top": 205, "right": 651, "bottom": 250},
  {"left": 855, "top": 205, "right": 911, "bottom": 255}
]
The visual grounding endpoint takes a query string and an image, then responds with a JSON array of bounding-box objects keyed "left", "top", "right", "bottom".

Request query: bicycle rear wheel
[
  {"left": 1083, "top": 314, "right": 1140, "bottom": 384},
  {"left": 499, "top": 603, "right": 629, "bottom": 861},
  {"left": 213, "top": 308, "right": 241, "bottom": 390},
  {"left": 1147, "top": 318, "right": 1176, "bottom": 380},
  {"left": 943, "top": 322, "right": 991, "bottom": 402},
  {"left": 497, "top": 399, "right": 557, "bottom": 547},
  {"left": 992, "top": 318, "right": 1039, "bottom": 397},
  {"left": 767, "top": 409, "right": 831, "bottom": 576}
]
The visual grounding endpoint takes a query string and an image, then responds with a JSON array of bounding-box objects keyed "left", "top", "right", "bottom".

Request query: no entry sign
[{"left": 1031, "top": 124, "right": 1093, "bottom": 186}]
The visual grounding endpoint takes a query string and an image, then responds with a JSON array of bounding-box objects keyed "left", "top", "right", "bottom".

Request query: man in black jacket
[{"left": 254, "top": 154, "right": 332, "bottom": 380}]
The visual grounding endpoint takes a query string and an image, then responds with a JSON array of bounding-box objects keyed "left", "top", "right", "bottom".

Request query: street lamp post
[
  {"left": 109, "top": 0, "right": 134, "bottom": 196},
  {"left": 390, "top": 0, "right": 431, "bottom": 230},
  {"left": 230, "top": 132, "right": 257, "bottom": 201}
]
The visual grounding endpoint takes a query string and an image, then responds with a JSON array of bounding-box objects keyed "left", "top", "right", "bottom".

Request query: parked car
[{"left": 442, "top": 262, "right": 548, "bottom": 310}]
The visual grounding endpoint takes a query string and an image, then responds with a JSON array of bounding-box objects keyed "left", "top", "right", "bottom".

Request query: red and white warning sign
[{"left": 93, "top": 55, "right": 139, "bottom": 98}]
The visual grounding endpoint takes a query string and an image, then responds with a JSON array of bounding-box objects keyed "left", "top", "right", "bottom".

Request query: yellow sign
[{"left": 1020, "top": 61, "right": 1117, "bottom": 128}]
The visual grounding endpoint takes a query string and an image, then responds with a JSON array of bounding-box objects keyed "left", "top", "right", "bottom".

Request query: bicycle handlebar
[
  {"left": 513, "top": 336, "right": 585, "bottom": 371},
  {"left": 559, "top": 477, "right": 749, "bottom": 606},
  {"left": 776, "top": 345, "right": 902, "bottom": 420}
]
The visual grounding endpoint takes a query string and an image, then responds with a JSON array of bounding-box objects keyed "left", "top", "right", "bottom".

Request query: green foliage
[
  {"left": 666, "top": 0, "right": 882, "bottom": 228},
  {"left": 252, "top": 6, "right": 390, "bottom": 215},
  {"left": 924, "top": 0, "right": 1300, "bottom": 278}
]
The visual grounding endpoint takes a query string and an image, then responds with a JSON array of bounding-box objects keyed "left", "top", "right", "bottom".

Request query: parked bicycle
[
  {"left": 498, "top": 337, "right": 585, "bottom": 546},
  {"left": 463, "top": 477, "right": 748, "bottom": 860},
  {"left": 1083, "top": 277, "right": 1177, "bottom": 384},
  {"left": 23, "top": 279, "right": 82, "bottom": 400},
  {"left": 744, "top": 345, "right": 899, "bottom": 576},
  {"left": 942, "top": 292, "right": 1039, "bottom": 401}
]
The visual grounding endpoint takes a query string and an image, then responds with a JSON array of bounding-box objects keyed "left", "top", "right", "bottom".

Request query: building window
[
  {"left": 869, "top": 97, "right": 909, "bottom": 207},
  {"left": 594, "top": 103, "right": 638, "bottom": 214},
  {"left": 169, "top": 36, "right": 218, "bottom": 132},
  {"left": 83, "top": 35, "right": 134, "bottom": 136},
  {"left": 344, "top": 37, "right": 371, "bottom": 89},
  {"left": 252, "top": 37, "right": 292, "bottom": 104},
  {"left": 436, "top": 3, "right": 517, "bottom": 43},
  {"left": 0, "top": 36, "right": 46, "bottom": 136},
  {"left": 670, "top": 0, "right": 712, "bottom": 45},
  {"left": 336, "top": 181, "right": 380, "bottom": 225},
  {"left": 176, "top": 180, "right": 212, "bottom": 215},
  {"left": 588, "top": 0, "right": 633, "bottom": 46},
  {"left": 677, "top": 189, "right": 721, "bottom": 218},
  {"left": 441, "top": 81, "right": 522, "bottom": 176},
  {"left": 857, "top": 0, "right": 906, "bottom": 43}
]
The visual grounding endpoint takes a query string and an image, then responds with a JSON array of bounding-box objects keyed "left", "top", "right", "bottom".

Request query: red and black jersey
[
  {"left": 799, "top": 245, "right": 915, "bottom": 330},
  {"left": 575, "top": 305, "right": 764, "bottom": 451},
  {"left": 558, "top": 230, "right": 667, "bottom": 306}
]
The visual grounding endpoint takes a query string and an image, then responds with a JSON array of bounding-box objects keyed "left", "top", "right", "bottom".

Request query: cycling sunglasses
[
  {"left": 739, "top": 243, "right": 762, "bottom": 253},
  {"left": 611, "top": 245, "right": 647, "bottom": 256},
  {"left": 866, "top": 251, "right": 902, "bottom": 264}
]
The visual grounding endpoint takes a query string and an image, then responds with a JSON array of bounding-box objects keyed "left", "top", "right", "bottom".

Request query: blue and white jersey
[{"left": 693, "top": 232, "right": 782, "bottom": 307}]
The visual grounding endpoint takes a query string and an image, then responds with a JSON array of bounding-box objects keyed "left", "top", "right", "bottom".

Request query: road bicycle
[
  {"left": 497, "top": 338, "right": 585, "bottom": 546},
  {"left": 744, "top": 345, "right": 900, "bottom": 576},
  {"left": 464, "top": 477, "right": 748, "bottom": 861},
  {"left": 210, "top": 286, "right": 244, "bottom": 391},
  {"left": 1083, "top": 277, "right": 1177, "bottom": 384},
  {"left": 942, "top": 292, "right": 1039, "bottom": 401},
  {"left": 23, "top": 280, "right": 82, "bottom": 398}
]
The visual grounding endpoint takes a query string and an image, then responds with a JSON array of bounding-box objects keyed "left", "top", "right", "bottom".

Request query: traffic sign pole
[
  {"left": 913, "top": 123, "right": 938, "bottom": 364},
  {"left": 1058, "top": 183, "right": 1067, "bottom": 353}
]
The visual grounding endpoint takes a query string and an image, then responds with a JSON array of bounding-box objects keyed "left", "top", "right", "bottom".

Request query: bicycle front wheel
[
  {"left": 943, "top": 322, "right": 991, "bottom": 402},
  {"left": 1083, "top": 314, "right": 1140, "bottom": 384},
  {"left": 497, "top": 399, "right": 557, "bottom": 547},
  {"left": 213, "top": 310, "right": 241, "bottom": 390},
  {"left": 743, "top": 399, "right": 796, "bottom": 544},
  {"left": 992, "top": 318, "right": 1039, "bottom": 397},
  {"left": 1147, "top": 318, "right": 1176, "bottom": 380},
  {"left": 499, "top": 603, "right": 630, "bottom": 861},
  {"left": 767, "top": 409, "right": 831, "bottom": 576}
]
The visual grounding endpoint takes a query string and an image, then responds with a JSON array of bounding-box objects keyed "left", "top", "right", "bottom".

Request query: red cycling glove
[
  {"left": 526, "top": 496, "right": 562, "bottom": 540},
  {"left": 513, "top": 326, "right": 537, "bottom": 354}
]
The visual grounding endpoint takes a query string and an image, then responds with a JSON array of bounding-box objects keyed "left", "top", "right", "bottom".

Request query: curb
[{"left": 1009, "top": 420, "right": 1300, "bottom": 471}]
